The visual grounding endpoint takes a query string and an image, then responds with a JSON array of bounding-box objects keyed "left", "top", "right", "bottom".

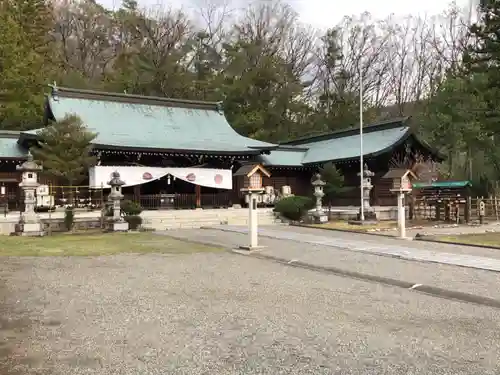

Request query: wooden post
[
  {"left": 195, "top": 184, "right": 201, "bottom": 209},
  {"left": 48, "top": 184, "right": 52, "bottom": 236},
  {"left": 133, "top": 185, "right": 141, "bottom": 203},
  {"left": 495, "top": 195, "right": 499, "bottom": 222},
  {"left": 444, "top": 201, "right": 450, "bottom": 222},
  {"left": 436, "top": 202, "right": 441, "bottom": 221},
  {"left": 408, "top": 196, "right": 414, "bottom": 220},
  {"left": 465, "top": 196, "right": 471, "bottom": 223}
]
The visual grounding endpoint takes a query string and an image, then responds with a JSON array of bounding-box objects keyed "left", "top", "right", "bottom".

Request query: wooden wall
[
  {"left": 326, "top": 162, "right": 397, "bottom": 207},
  {"left": 232, "top": 168, "right": 313, "bottom": 205}
]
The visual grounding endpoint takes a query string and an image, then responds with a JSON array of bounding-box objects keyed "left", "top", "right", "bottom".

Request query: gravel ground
[{"left": 1, "top": 252, "right": 500, "bottom": 375}]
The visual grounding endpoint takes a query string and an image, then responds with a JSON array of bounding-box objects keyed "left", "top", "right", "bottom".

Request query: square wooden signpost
[
  {"left": 234, "top": 164, "right": 271, "bottom": 250},
  {"left": 383, "top": 169, "right": 417, "bottom": 239}
]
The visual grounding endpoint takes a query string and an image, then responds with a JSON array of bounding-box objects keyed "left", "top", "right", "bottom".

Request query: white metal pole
[
  {"left": 359, "top": 66, "right": 365, "bottom": 221},
  {"left": 399, "top": 192, "right": 406, "bottom": 238},
  {"left": 249, "top": 192, "right": 258, "bottom": 248}
]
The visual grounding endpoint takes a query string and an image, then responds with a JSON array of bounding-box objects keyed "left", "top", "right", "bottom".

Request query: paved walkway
[
  {"left": 209, "top": 225, "right": 500, "bottom": 273},
  {"left": 164, "top": 228, "right": 500, "bottom": 303}
]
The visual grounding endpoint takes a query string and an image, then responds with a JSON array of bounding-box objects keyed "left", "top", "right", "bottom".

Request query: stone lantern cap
[
  {"left": 358, "top": 164, "right": 374, "bottom": 177},
  {"left": 107, "top": 171, "right": 125, "bottom": 187},
  {"left": 16, "top": 152, "right": 42, "bottom": 172},
  {"left": 311, "top": 173, "right": 326, "bottom": 186}
]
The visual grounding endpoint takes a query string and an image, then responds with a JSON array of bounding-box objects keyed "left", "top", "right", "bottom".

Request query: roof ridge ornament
[
  {"left": 216, "top": 101, "right": 224, "bottom": 114},
  {"left": 49, "top": 82, "right": 59, "bottom": 101}
]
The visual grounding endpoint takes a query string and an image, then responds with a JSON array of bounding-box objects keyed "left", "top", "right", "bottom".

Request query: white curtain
[{"left": 89, "top": 166, "right": 232, "bottom": 189}]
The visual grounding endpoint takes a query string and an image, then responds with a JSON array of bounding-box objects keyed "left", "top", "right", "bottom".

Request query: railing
[
  {"left": 410, "top": 197, "right": 469, "bottom": 223},
  {"left": 10, "top": 185, "right": 233, "bottom": 213},
  {"left": 46, "top": 186, "right": 105, "bottom": 211},
  {"left": 409, "top": 197, "right": 500, "bottom": 223},
  {"left": 127, "top": 193, "right": 232, "bottom": 210}
]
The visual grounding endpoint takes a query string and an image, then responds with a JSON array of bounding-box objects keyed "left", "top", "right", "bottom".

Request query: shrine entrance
[{"left": 89, "top": 166, "right": 233, "bottom": 210}]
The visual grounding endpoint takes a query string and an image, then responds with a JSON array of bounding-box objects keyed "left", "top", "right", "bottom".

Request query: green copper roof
[
  {"left": 258, "top": 119, "right": 421, "bottom": 167},
  {"left": 300, "top": 126, "right": 410, "bottom": 164},
  {"left": 412, "top": 181, "right": 472, "bottom": 189},
  {"left": 24, "top": 87, "right": 274, "bottom": 155},
  {"left": 0, "top": 132, "right": 27, "bottom": 159},
  {"left": 258, "top": 148, "right": 307, "bottom": 166}
]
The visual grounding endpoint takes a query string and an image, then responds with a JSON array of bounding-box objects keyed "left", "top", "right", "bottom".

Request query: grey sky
[{"left": 98, "top": 0, "right": 472, "bottom": 28}]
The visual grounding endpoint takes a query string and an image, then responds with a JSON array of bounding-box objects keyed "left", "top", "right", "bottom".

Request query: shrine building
[{"left": 0, "top": 86, "right": 443, "bottom": 210}]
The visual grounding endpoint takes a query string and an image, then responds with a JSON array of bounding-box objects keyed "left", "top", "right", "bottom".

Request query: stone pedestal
[
  {"left": 312, "top": 211, "right": 328, "bottom": 223},
  {"left": 109, "top": 221, "right": 129, "bottom": 232},
  {"left": 20, "top": 222, "right": 45, "bottom": 236}
]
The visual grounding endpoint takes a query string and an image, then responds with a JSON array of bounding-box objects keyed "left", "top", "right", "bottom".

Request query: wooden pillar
[
  {"left": 133, "top": 185, "right": 141, "bottom": 203},
  {"left": 444, "top": 201, "right": 450, "bottom": 221},
  {"left": 436, "top": 202, "right": 441, "bottom": 221},
  {"left": 465, "top": 196, "right": 471, "bottom": 223},
  {"left": 195, "top": 184, "right": 201, "bottom": 208}
]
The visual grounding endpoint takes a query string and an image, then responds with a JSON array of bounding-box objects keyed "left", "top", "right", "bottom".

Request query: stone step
[{"left": 0, "top": 208, "right": 279, "bottom": 234}]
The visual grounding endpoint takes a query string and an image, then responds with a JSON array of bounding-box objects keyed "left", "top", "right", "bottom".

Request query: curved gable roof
[
  {"left": 22, "top": 87, "right": 275, "bottom": 155},
  {"left": 258, "top": 117, "right": 444, "bottom": 167}
]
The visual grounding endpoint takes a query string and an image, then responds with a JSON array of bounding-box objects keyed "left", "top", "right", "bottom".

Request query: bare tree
[
  {"left": 194, "top": 0, "right": 234, "bottom": 46},
  {"left": 429, "top": 4, "right": 470, "bottom": 75},
  {"left": 311, "top": 13, "right": 394, "bottom": 123},
  {"left": 112, "top": 4, "right": 194, "bottom": 97},
  {"left": 52, "top": 0, "right": 117, "bottom": 84}
]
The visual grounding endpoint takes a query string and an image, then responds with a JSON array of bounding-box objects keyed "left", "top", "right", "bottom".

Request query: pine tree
[
  {"left": 0, "top": 0, "right": 57, "bottom": 130},
  {"left": 31, "top": 115, "right": 97, "bottom": 191},
  {"left": 465, "top": 0, "right": 500, "bottom": 136},
  {"left": 319, "top": 162, "right": 347, "bottom": 204}
]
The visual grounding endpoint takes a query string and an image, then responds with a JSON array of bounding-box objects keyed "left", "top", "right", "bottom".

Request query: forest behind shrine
[{"left": 2, "top": 0, "right": 500, "bottom": 193}]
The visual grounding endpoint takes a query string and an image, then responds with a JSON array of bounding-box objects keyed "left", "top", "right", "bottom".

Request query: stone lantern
[
  {"left": 106, "top": 171, "right": 128, "bottom": 232},
  {"left": 311, "top": 173, "right": 328, "bottom": 223},
  {"left": 357, "top": 164, "right": 377, "bottom": 221},
  {"left": 16, "top": 152, "right": 44, "bottom": 236}
]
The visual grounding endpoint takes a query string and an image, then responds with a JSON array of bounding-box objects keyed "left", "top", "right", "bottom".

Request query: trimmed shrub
[
  {"left": 64, "top": 207, "right": 75, "bottom": 231},
  {"left": 124, "top": 215, "right": 143, "bottom": 230},
  {"left": 273, "top": 196, "right": 314, "bottom": 221},
  {"left": 121, "top": 200, "right": 143, "bottom": 216}
]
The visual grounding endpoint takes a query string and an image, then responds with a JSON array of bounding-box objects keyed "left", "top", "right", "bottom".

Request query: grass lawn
[
  {"left": 0, "top": 233, "right": 222, "bottom": 256},
  {"left": 306, "top": 220, "right": 398, "bottom": 232},
  {"left": 436, "top": 232, "right": 500, "bottom": 247},
  {"left": 306, "top": 219, "right": 438, "bottom": 233}
]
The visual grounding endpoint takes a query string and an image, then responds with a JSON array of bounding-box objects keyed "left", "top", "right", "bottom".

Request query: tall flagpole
[{"left": 359, "top": 66, "right": 365, "bottom": 221}]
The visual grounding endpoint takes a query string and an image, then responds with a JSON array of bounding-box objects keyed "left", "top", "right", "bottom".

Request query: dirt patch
[{"left": 0, "top": 270, "right": 47, "bottom": 375}]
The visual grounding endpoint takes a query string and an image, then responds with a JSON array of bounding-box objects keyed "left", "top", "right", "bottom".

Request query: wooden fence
[
  {"left": 410, "top": 197, "right": 500, "bottom": 223},
  {"left": 19, "top": 185, "right": 233, "bottom": 212}
]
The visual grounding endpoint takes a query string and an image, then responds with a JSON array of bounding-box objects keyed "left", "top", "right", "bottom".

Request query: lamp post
[{"left": 359, "top": 65, "right": 364, "bottom": 221}]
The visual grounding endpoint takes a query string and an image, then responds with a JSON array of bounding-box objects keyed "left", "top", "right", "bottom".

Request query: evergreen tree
[
  {"left": 30, "top": 115, "right": 97, "bottom": 191},
  {"left": 0, "top": 0, "right": 57, "bottom": 130},
  {"left": 319, "top": 162, "right": 346, "bottom": 204},
  {"left": 465, "top": 0, "right": 500, "bottom": 136}
]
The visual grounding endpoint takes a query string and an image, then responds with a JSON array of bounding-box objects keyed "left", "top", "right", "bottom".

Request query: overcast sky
[{"left": 98, "top": 0, "right": 472, "bottom": 28}]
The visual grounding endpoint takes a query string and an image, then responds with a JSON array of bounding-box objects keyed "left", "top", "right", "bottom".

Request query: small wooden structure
[
  {"left": 382, "top": 169, "right": 417, "bottom": 192},
  {"left": 411, "top": 180, "right": 472, "bottom": 222},
  {"left": 234, "top": 164, "right": 271, "bottom": 190}
]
